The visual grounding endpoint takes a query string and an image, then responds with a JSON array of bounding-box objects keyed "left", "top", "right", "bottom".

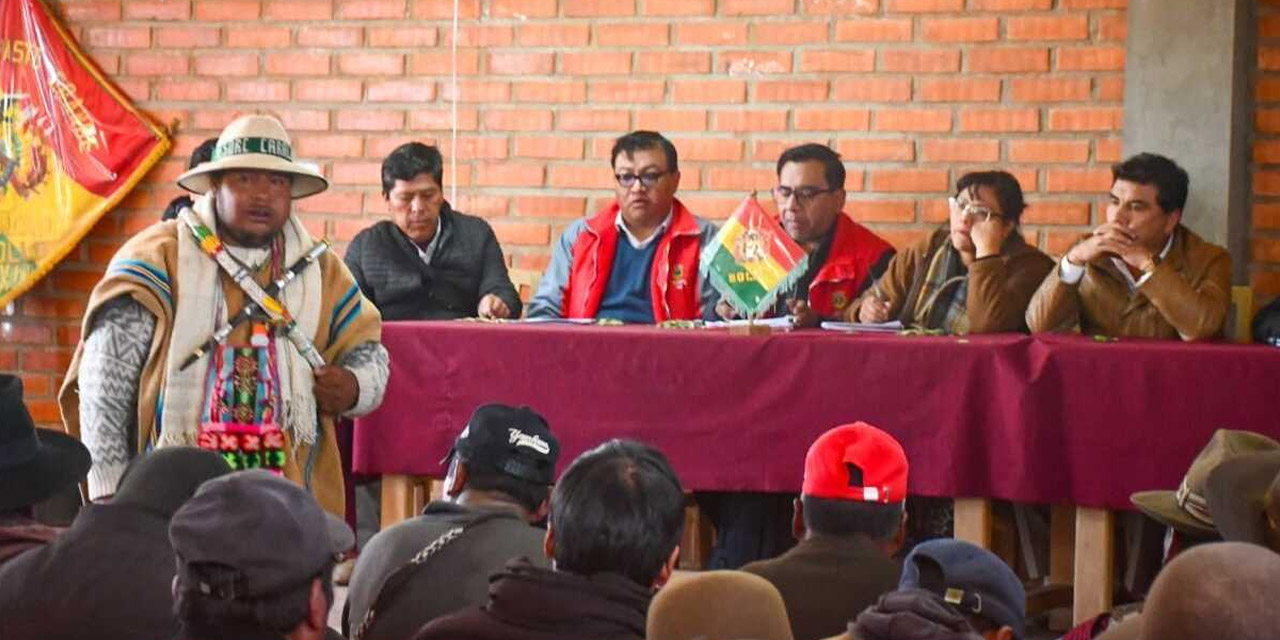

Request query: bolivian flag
[
  {"left": 700, "top": 194, "right": 808, "bottom": 317},
  {"left": 0, "top": 0, "right": 170, "bottom": 307}
]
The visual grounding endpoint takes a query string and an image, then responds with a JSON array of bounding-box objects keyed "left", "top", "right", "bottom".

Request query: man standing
[
  {"left": 1027, "top": 153, "right": 1231, "bottom": 340},
  {"left": 59, "top": 115, "right": 388, "bottom": 517},
  {"left": 527, "top": 131, "right": 717, "bottom": 322},
  {"left": 742, "top": 422, "right": 907, "bottom": 640},
  {"left": 345, "top": 142, "right": 521, "bottom": 320},
  {"left": 345, "top": 404, "right": 559, "bottom": 640}
]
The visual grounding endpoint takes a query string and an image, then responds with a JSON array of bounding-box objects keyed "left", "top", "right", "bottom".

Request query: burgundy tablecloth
[{"left": 354, "top": 322, "right": 1280, "bottom": 510}]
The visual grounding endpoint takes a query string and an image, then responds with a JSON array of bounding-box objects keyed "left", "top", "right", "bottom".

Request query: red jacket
[
  {"left": 806, "top": 215, "right": 894, "bottom": 318},
  {"left": 564, "top": 199, "right": 705, "bottom": 322}
]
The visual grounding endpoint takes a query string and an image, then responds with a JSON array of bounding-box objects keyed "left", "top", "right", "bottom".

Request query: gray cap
[
  {"left": 899, "top": 539, "right": 1025, "bottom": 640},
  {"left": 169, "top": 469, "right": 353, "bottom": 599}
]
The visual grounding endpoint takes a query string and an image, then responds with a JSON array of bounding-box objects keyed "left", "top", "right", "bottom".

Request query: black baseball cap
[
  {"left": 441, "top": 404, "right": 559, "bottom": 485},
  {"left": 169, "top": 470, "right": 354, "bottom": 599},
  {"left": 899, "top": 539, "right": 1026, "bottom": 640}
]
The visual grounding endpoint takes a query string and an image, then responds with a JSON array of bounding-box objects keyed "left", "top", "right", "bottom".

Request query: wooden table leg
[
  {"left": 1050, "top": 504, "right": 1076, "bottom": 586},
  {"left": 1073, "top": 507, "right": 1114, "bottom": 625},
  {"left": 954, "top": 498, "right": 993, "bottom": 548},
  {"left": 380, "top": 474, "right": 417, "bottom": 530}
]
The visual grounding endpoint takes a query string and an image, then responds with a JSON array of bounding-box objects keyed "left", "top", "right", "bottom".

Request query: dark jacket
[
  {"left": 344, "top": 205, "right": 521, "bottom": 321},
  {"left": 0, "top": 515, "right": 60, "bottom": 569},
  {"left": 742, "top": 535, "right": 902, "bottom": 640},
  {"left": 345, "top": 501, "right": 549, "bottom": 640},
  {"left": 0, "top": 504, "right": 179, "bottom": 640},
  {"left": 413, "top": 559, "right": 650, "bottom": 640}
]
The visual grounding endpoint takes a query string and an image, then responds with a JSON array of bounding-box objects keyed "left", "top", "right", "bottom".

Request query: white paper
[
  {"left": 819, "top": 320, "right": 903, "bottom": 333},
  {"left": 704, "top": 316, "right": 796, "bottom": 330}
]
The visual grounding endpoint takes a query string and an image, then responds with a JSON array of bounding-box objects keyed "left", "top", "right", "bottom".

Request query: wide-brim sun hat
[
  {"left": 0, "top": 374, "right": 91, "bottom": 511},
  {"left": 176, "top": 114, "right": 328, "bottom": 199}
]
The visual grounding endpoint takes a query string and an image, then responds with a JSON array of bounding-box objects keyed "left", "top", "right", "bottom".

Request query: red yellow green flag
[
  {"left": 699, "top": 194, "right": 809, "bottom": 316},
  {"left": 0, "top": 0, "right": 170, "bottom": 307}
]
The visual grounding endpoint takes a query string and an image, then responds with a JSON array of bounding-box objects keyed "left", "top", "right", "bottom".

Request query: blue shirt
[{"left": 596, "top": 238, "right": 659, "bottom": 323}]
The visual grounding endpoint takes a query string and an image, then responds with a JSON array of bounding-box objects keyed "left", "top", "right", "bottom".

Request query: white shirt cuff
[{"left": 1059, "top": 255, "right": 1085, "bottom": 285}]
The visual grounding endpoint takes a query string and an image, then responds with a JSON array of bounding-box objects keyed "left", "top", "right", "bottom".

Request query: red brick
[
  {"left": 63, "top": 1, "right": 122, "bottom": 22},
  {"left": 337, "top": 0, "right": 405, "bottom": 18},
  {"left": 749, "top": 139, "right": 822, "bottom": 162},
  {"left": 1257, "top": 141, "right": 1280, "bottom": 164},
  {"left": 411, "top": 51, "right": 481, "bottom": 76},
  {"left": 875, "top": 109, "right": 952, "bottom": 132},
  {"left": 20, "top": 349, "right": 73, "bottom": 373},
  {"left": 677, "top": 23, "right": 749, "bottom": 46},
  {"left": 195, "top": 0, "right": 262, "bottom": 20},
  {"left": 126, "top": 52, "right": 190, "bottom": 76},
  {"left": 475, "top": 163, "right": 546, "bottom": 188},
  {"left": 563, "top": 51, "right": 635, "bottom": 75},
  {"left": 295, "top": 190, "right": 365, "bottom": 215},
  {"left": 519, "top": 24, "right": 591, "bottom": 47},
  {"left": 1095, "top": 138, "right": 1123, "bottom": 163},
  {"left": 1098, "top": 14, "right": 1128, "bottom": 41},
  {"left": 491, "top": 0, "right": 558, "bottom": 17},
  {"left": 636, "top": 110, "right": 709, "bottom": 132},
  {"left": 1257, "top": 172, "right": 1280, "bottom": 196},
  {"left": 801, "top": 0, "right": 880, "bottom": 14},
  {"left": 673, "top": 80, "right": 747, "bottom": 104},
  {"left": 330, "top": 162, "right": 382, "bottom": 186},
  {"left": 493, "top": 222, "right": 552, "bottom": 246},
  {"left": 968, "top": 48, "right": 1049, "bottom": 73},
  {"left": 488, "top": 52, "right": 555, "bottom": 75},
  {"left": 959, "top": 108, "right": 1040, "bottom": 132},
  {"left": 442, "top": 81, "right": 511, "bottom": 103},
  {"left": 154, "top": 27, "right": 221, "bottom": 48},
  {"left": 1048, "top": 107, "right": 1122, "bottom": 132},
  {"left": 1058, "top": 47, "right": 1126, "bottom": 72},
  {"left": 367, "top": 27, "right": 439, "bottom": 47},
  {"left": 832, "top": 78, "right": 912, "bottom": 102},
  {"left": 1060, "top": 0, "right": 1125, "bottom": 7},
  {"left": 2, "top": 322, "right": 54, "bottom": 345},
  {"left": 548, "top": 164, "right": 615, "bottom": 188},
  {"left": 266, "top": 52, "right": 330, "bottom": 76},
  {"left": 338, "top": 52, "right": 404, "bottom": 76},
  {"left": 799, "top": 50, "right": 876, "bottom": 73},
  {"left": 295, "top": 79, "right": 363, "bottom": 102},
  {"left": 297, "top": 26, "right": 362, "bottom": 47},
  {"left": 1010, "top": 77, "right": 1091, "bottom": 102},
  {"left": 755, "top": 80, "right": 829, "bottom": 103},
  {"left": 597, "top": 23, "right": 670, "bottom": 47},
  {"left": 87, "top": 27, "right": 151, "bottom": 49},
  {"left": 365, "top": 80, "right": 436, "bottom": 102},
  {"left": 514, "top": 138, "right": 585, "bottom": 159},
  {"left": 335, "top": 110, "right": 405, "bottom": 131},
  {"left": 720, "top": 50, "right": 793, "bottom": 75},
  {"left": 722, "top": 0, "right": 794, "bottom": 15},
  {"left": 514, "top": 196, "right": 588, "bottom": 218},
  {"left": 848, "top": 201, "right": 915, "bottom": 223},
  {"left": 880, "top": 49, "right": 961, "bottom": 73},
  {"left": 485, "top": 109, "right": 554, "bottom": 132},
  {"left": 440, "top": 137, "right": 509, "bottom": 160},
  {"left": 870, "top": 169, "right": 950, "bottom": 193},
  {"left": 444, "top": 25, "right": 515, "bottom": 47},
  {"left": 1252, "top": 271, "right": 1280, "bottom": 298},
  {"left": 918, "top": 78, "right": 1001, "bottom": 102},
  {"left": 752, "top": 21, "right": 829, "bottom": 45},
  {"left": 635, "top": 52, "right": 709, "bottom": 74},
  {"left": 124, "top": 1, "right": 192, "bottom": 21},
  {"left": 1009, "top": 140, "right": 1090, "bottom": 163},
  {"left": 921, "top": 18, "right": 999, "bottom": 42},
  {"left": 920, "top": 139, "right": 999, "bottom": 162},
  {"left": 643, "top": 0, "right": 715, "bottom": 15},
  {"left": 279, "top": 110, "right": 331, "bottom": 131},
  {"left": 1258, "top": 79, "right": 1280, "bottom": 104},
  {"left": 454, "top": 195, "right": 510, "bottom": 218},
  {"left": 264, "top": 0, "right": 335, "bottom": 20},
  {"left": 886, "top": 0, "right": 963, "bottom": 11},
  {"left": 513, "top": 81, "right": 589, "bottom": 103},
  {"left": 192, "top": 53, "right": 258, "bottom": 77},
  {"left": 1095, "top": 76, "right": 1125, "bottom": 102},
  {"left": 836, "top": 139, "right": 915, "bottom": 162},
  {"left": 564, "top": 0, "right": 635, "bottom": 17},
  {"left": 590, "top": 81, "right": 666, "bottom": 103},
  {"left": 968, "top": 0, "right": 1050, "bottom": 8},
  {"left": 795, "top": 109, "right": 872, "bottom": 131},
  {"left": 156, "top": 79, "right": 219, "bottom": 101},
  {"left": 705, "top": 168, "right": 777, "bottom": 191},
  {"left": 412, "top": 0, "right": 480, "bottom": 18},
  {"left": 1261, "top": 16, "right": 1280, "bottom": 39},
  {"left": 19, "top": 374, "right": 54, "bottom": 397},
  {"left": 293, "top": 135, "right": 362, "bottom": 159},
  {"left": 712, "top": 110, "right": 789, "bottom": 132},
  {"left": 1254, "top": 238, "right": 1280, "bottom": 263},
  {"left": 1254, "top": 204, "right": 1280, "bottom": 230},
  {"left": 1007, "top": 16, "right": 1089, "bottom": 41},
  {"left": 1022, "top": 201, "right": 1090, "bottom": 225},
  {"left": 1045, "top": 168, "right": 1112, "bottom": 193},
  {"left": 226, "top": 27, "right": 289, "bottom": 48},
  {"left": 674, "top": 139, "right": 745, "bottom": 162},
  {"left": 89, "top": 51, "right": 120, "bottom": 75},
  {"left": 411, "top": 109, "right": 480, "bottom": 131},
  {"left": 835, "top": 19, "right": 913, "bottom": 42},
  {"left": 557, "top": 110, "right": 631, "bottom": 132}
]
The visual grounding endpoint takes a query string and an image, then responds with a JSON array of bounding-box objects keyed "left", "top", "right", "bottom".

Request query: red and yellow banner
[
  {"left": 0, "top": 0, "right": 169, "bottom": 307},
  {"left": 700, "top": 194, "right": 809, "bottom": 316}
]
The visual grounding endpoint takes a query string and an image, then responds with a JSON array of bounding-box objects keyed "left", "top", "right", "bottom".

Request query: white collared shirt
[
  {"left": 1059, "top": 232, "right": 1174, "bottom": 291},
  {"left": 614, "top": 208, "right": 673, "bottom": 250},
  {"left": 414, "top": 217, "right": 444, "bottom": 265}
]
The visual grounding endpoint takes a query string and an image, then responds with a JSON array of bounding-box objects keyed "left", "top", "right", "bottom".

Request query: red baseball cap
[{"left": 802, "top": 422, "right": 908, "bottom": 504}]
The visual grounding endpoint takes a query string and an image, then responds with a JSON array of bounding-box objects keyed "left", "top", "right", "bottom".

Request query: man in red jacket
[{"left": 527, "top": 131, "right": 718, "bottom": 322}]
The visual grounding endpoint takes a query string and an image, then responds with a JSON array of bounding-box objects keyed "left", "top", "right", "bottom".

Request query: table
[{"left": 354, "top": 321, "right": 1280, "bottom": 622}]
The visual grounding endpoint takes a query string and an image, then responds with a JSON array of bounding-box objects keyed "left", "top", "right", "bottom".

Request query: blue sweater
[{"left": 596, "top": 239, "right": 658, "bottom": 323}]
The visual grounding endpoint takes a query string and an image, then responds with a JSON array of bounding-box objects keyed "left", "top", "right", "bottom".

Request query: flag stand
[{"left": 730, "top": 313, "right": 772, "bottom": 337}]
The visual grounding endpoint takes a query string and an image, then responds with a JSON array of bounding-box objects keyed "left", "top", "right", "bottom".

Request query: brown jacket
[
  {"left": 849, "top": 227, "right": 1054, "bottom": 334},
  {"left": 1025, "top": 225, "right": 1231, "bottom": 341}
]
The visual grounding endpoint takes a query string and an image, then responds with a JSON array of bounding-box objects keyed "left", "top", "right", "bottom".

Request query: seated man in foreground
[
  {"left": 345, "top": 142, "right": 521, "bottom": 320},
  {"left": 852, "top": 170, "right": 1053, "bottom": 334},
  {"left": 527, "top": 131, "right": 717, "bottom": 322},
  {"left": 1026, "top": 152, "right": 1231, "bottom": 340}
]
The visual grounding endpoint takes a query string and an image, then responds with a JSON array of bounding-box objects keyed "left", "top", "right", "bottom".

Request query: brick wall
[
  {"left": 1256, "top": 1, "right": 1280, "bottom": 302},
  {"left": 6, "top": 0, "right": 1137, "bottom": 425}
]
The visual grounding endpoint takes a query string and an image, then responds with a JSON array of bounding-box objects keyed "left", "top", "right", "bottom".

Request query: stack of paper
[{"left": 819, "top": 320, "right": 904, "bottom": 333}]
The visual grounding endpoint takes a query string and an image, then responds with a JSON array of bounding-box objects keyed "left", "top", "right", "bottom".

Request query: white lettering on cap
[{"left": 508, "top": 428, "right": 550, "bottom": 455}]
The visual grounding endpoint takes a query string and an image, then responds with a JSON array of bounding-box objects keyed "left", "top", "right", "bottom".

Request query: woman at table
[{"left": 849, "top": 170, "right": 1054, "bottom": 334}]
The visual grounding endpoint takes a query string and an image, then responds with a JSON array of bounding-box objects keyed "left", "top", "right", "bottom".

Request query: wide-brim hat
[
  {"left": 1204, "top": 451, "right": 1280, "bottom": 548},
  {"left": 647, "top": 570, "right": 793, "bottom": 640},
  {"left": 1130, "top": 429, "right": 1280, "bottom": 537},
  {"left": 0, "top": 375, "right": 91, "bottom": 511},
  {"left": 177, "top": 114, "right": 328, "bottom": 199}
]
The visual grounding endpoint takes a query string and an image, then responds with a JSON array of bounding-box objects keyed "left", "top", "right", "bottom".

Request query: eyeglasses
[
  {"left": 948, "top": 197, "right": 1003, "bottom": 222},
  {"left": 615, "top": 171, "right": 669, "bottom": 190},
  {"left": 772, "top": 186, "right": 836, "bottom": 204}
]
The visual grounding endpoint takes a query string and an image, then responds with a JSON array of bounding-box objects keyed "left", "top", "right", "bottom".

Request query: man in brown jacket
[
  {"left": 851, "top": 171, "right": 1053, "bottom": 334},
  {"left": 1026, "top": 153, "right": 1231, "bottom": 340}
]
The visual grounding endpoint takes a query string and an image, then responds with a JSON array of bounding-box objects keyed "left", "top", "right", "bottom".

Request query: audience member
[
  {"left": 346, "top": 404, "right": 559, "bottom": 640},
  {"left": 742, "top": 422, "right": 907, "bottom": 640},
  {"left": 898, "top": 539, "right": 1025, "bottom": 640},
  {"left": 1138, "top": 542, "right": 1280, "bottom": 640},
  {"left": 1205, "top": 450, "right": 1280, "bottom": 552},
  {"left": 169, "top": 469, "right": 352, "bottom": 640},
  {"left": 647, "top": 571, "right": 794, "bottom": 640},
  {"left": 0, "top": 374, "right": 90, "bottom": 568},
  {"left": 0, "top": 447, "right": 231, "bottom": 640},
  {"left": 414, "top": 439, "right": 685, "bottom": 640},
  {"left": 1027, "top": 152, "right": 1231, "bottom": 340},
  {"left": 848, "top": 589, "right": 986, "bottom": 640}
]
